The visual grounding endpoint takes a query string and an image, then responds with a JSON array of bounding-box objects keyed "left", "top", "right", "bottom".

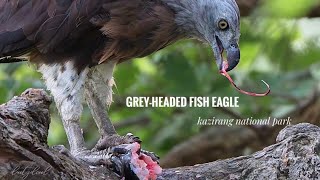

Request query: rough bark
[
  {"left": 160, "top": 123, "right": 320, "bottom": 179},
  {"left": 0, "top": 89, "right": 119, "bottom": 180},
  {"left": 0, "top": 89, "right": 319, "bottom": 180},
  {"left": 161, "top": 88, "right": 320, "bottom": 168}
]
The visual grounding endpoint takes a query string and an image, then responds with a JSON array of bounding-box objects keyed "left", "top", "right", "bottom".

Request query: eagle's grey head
[{"left": 166, "top": 0, "right": 241, "bottom": 71}]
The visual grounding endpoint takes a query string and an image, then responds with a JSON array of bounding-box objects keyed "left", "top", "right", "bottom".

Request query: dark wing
[
  {"left": 0, "top": 0, "right": 102, "bottom": 57},
  {"left": 0, "top": 0, "right": 182, "bottom": 68}
]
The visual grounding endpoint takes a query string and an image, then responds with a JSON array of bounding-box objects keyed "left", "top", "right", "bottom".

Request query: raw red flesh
[
  {"left": 220, "top": 61, "right": 270, "bottom": 96},
  {"left": 129, "top": 143, "right": 162, "bottom": 180}
]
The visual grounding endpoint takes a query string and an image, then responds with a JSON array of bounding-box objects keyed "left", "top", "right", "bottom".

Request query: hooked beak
[{"left": 213, "top": 36, "right": 240, "bottom": 72}]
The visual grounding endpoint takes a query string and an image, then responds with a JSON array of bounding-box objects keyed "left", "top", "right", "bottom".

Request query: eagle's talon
[
  {"left": 71, "top": 149, "right": 113, "bottom": 166},
  {"left": 108, "top": 143, "right": 143, "bottom": 180},
  {"left": 108, "top": 145, "right": 137, "bottom": 179},
  {"left": 52, "top": 145, "right": 72, "bottom": 157},
  {"left": 110, "top": 155, "right": 125, "bottom": 177},
  {"left": 125, "top": 133, "right": 142, "bottom": 144},
  {"left": 110, "top": 144, "right": 132, "bottom": 155},
  {"left": 52, "top": 143, "right": 155, "bottom": 179},
  {"left": 95, "top": 133, "right": 142, "bottom": 151}
]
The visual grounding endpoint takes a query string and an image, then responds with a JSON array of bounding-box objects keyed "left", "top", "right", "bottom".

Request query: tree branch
[
  {"left": 161, "top": 88, "right": 320, "bottom": 168},
  {"left": 0, "top": 89, "right": 118, "bottom": 180},
  {"left": 0, "top": 89, "right": 319, "bottom": 179},
  {"left": 159, "top": 123, "right": 320, "bottom": 179}
]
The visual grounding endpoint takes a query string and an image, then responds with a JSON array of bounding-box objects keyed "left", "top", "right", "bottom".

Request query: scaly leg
[
  {"left": 39, "top": 61, "right": 158, "bottom": 170},
  {"left": 39, "top": 61, "right": 116, "bottom": 165},
  {"left": 84, "top": 61, "right": 140, "bottom": 150},
  {"left": 84, "top": 62, "right": 117, "bottom": 136}
]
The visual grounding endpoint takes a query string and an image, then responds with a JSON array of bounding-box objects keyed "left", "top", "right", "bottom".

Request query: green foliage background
[{"left": 0, "top": 1, "right": 319, "bottom": 159}]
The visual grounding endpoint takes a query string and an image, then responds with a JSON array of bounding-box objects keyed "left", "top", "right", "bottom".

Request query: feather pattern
[{"left": 0, "top": 0, "right": 183, "bottom": 71}]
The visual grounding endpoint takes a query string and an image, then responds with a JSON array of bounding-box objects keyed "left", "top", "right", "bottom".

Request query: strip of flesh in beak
[{"left": 220, "top": 61, "right": 270, "bottom": 97}]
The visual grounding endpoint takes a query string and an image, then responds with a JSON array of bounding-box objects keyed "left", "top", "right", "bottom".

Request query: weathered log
[
  {"left": 0, "top": 89, "right": 118, "bottom": 180},
  {"left": 161, "top": 89, "right": 320, "bottom": 168},
  {"left": 0, "top": 89, "right": 319, "bottom": 179},
  {"left": 160, "top": 123, "right": 320, "bottom": 179}
]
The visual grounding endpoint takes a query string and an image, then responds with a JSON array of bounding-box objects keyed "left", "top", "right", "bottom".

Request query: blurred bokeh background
[{"left": 0, "top": 0, "right": 319, "bottom": 168}]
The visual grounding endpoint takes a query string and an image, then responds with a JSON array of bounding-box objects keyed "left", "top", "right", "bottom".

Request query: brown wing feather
[
  {"left": 99, "top": 0, "right": 184, "bottom": 64},
  {"left": 0, "top": 0, "right": 184, "bottom": 70},
  {"left": 0, "top": 0, "right": 102, "bottom": 56}
]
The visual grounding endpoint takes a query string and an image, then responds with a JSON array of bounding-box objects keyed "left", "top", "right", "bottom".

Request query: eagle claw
[
  {"left": 108, "top": 143, "right": 160, "bottom": 180},
  {"left": 52, "top": 145, "right": 72, "bottom": 157},
  {"left": 94, "top": 133, "right": 142, "bottom": 151},
  {"left": 53, "top": 143, "right": 160, "bottom": 179}
]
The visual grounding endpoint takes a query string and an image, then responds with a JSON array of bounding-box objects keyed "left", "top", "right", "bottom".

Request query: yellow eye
[{"left": 218, "top": 19, "right": 229, "bottom": 30}]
